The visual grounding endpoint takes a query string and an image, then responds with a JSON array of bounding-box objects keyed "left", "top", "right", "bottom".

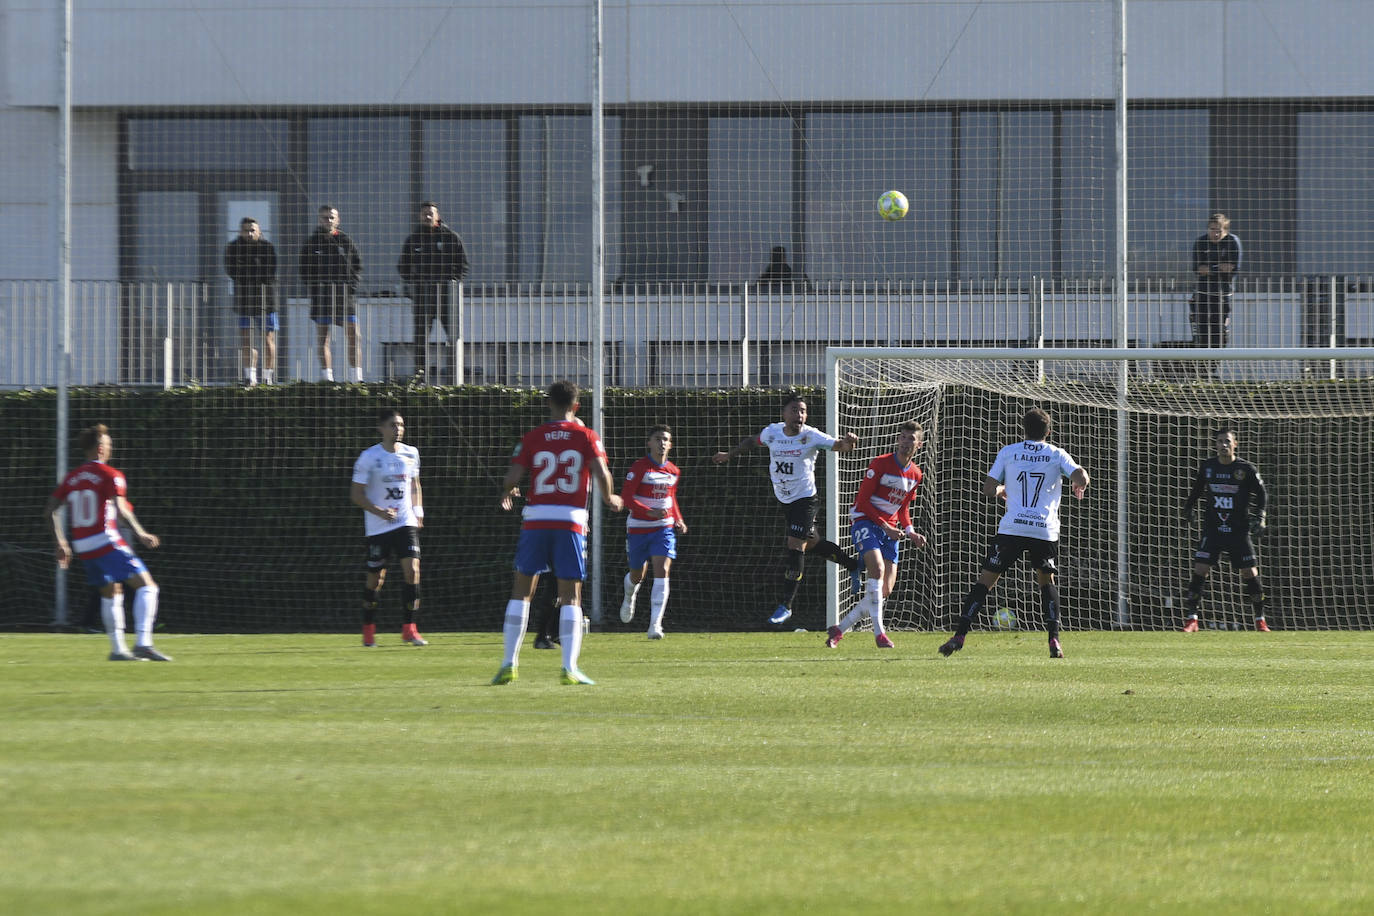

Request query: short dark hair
[
  {"left": 1023, "top": 408, "right": 1051, "bottom": 440},
  {"left": 318, "top": 204, "right": 337, "bottom": 215},
  {"left": 783, "top": 391, "right": 806, "bottom": 409},
  {"left": 240, "top": 217, "right": 258, "bottom": 228},
  {"left": 650, "top": 423, "right": 672, "bottom": 437},
  {"left": 899, "top": 420, "right": 922, "bottom": 435},
  {"left": 547, "top": 380, "right": 579, "bottom": 409},
  {"left": 1216, "top": 427, "right": 1238, "bottom": 442},
  {"left": 79, "top": 423, "right": 109, "bottom": 454},
  {"left": 419, "top": 201, "right": 438, "bottom": 211},
  {"left": 377, "top": 407, "right": 402, "bottom": 423}
]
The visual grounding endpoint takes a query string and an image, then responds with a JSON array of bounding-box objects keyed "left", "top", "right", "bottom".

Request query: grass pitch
[{"left": 2, "top": 630, "right": 1371, "bottom": 915}]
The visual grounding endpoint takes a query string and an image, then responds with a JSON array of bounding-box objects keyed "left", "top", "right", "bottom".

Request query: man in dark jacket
[
  {"left": 299, "top": 205, "right": 364, "bottom": 382},
  {"left": 224, "top": 217, "right": 278, "bottom": 386},
  {"left": 398, "top": 201, "right": 468, "bottom": 381},
  {"left": 1191, "top": 212, "right": 1242, "bottom": 352}
]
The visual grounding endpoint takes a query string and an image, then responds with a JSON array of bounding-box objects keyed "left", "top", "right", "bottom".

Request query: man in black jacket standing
[
  {"left": 299, "top": 205, "right": 364, "bottom": 383},
  {"left": 224, "top": 217, "right": 278, "bottom": 386},
  {"left": 1191, "top": 212, "right": 1242, "bottom": 353},
  {"left": 398, "top": 201, "right": 468, "bottom": 382}
]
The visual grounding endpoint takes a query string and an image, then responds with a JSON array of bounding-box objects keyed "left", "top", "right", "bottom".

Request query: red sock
[{"left": 362, "top": 623, "right": 377, "bottom": 645}]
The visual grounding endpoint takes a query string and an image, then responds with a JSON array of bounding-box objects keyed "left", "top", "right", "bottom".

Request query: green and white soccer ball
[
  {"left": 993, "top": 607, "right": 1016, "bottom": 630},
  {"left": 876, "top": 190, "right": 909, "bottom": 221}
]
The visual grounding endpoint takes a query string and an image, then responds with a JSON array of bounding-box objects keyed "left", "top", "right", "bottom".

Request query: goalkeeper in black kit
[{"left": 1180, "top": 428, "right": 1270, "bottom": 632}]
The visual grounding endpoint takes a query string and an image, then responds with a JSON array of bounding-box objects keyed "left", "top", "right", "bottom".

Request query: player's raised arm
[
  {"left": 1070, "top": 467, "right": 1089, "bottom": 499},
  {"left": 832, "top": 432, "right": 859, "bottom": 454},
  {"left": 713, "top": 435, "right": 757, "bottom": 464}
]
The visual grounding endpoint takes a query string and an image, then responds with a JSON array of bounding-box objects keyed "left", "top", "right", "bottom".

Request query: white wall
[{"left": 3, "top": 1, "right": 1373, "bottom": 107}]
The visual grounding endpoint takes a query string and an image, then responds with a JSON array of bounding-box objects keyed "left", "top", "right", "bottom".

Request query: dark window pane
[
  {"left": 805, "top": 111, "right": 952, "bottom": 280},
  {"left": 129, "top": 119, "right": 289, "bottom": 171},
  {"left": 959, "top": 111, "right": 1054, "bottom": 279},
  {"left": 1299, "top": 111, "right": 1374, "bottom": 274},
  {"left": 518, "top": 115, "right": 621, "bottom": 283},
  {"left": 709, "top": 117, "right": 793, "bottom": 282},
  {"left": 1129, "top": 109, "right": 1209, "bottom": 275},
  {"left": 424, "top": 119, "right": 509, "bottom": 282}
]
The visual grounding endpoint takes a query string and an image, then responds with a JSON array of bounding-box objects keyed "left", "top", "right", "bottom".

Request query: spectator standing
[
  {"left": 299, "top": 205, "right": 364, "bottom": 383},
  {"left": 398, "top": 201, "right": 468, "bottom": 382},
  {"left": 1191, "top": 213, "right": 1242, "bottom": 354},
  {"left": 224, "top": 217, "right": 278, "bottom": 386}
]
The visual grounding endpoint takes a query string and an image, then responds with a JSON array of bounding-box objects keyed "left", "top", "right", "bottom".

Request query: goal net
[{"left": 827, "top": 346, "right": 1374, "bottom": 632}]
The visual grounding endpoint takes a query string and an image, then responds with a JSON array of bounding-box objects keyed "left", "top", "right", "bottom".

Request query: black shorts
[
  {"left": 309, "top": 287, "right": 357, "bottom": 325},
  {"left": 366, "top": 526, "right": 421, "bottom": 570},
  {"left": 781, "top": 496, "right": 819, "bottom": 540},
  {"left": 981, "top": 534, "right": 1058, "bottom": 576},
  {"left": 1194, "top": 531, "right": 1257, "bottom": 570}
]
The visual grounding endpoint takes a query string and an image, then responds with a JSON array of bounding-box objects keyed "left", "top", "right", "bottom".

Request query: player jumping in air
[
  {"left": 1180, "top": 428, "right": 1270, "bottom": 632},
  {"left": 826, "top": 420, "right": 928, "bottom": 649},
  {"left": 494, "top": 380, "right": 624, "bottom": 686},
  {"left": 713, "top": 393, "right": 862, "bottom": 625},
  {"left": 619, "top": 424, "right": 688, "bottom": 639},
  {"left": 350, "top": 408, "right": 426, "bottom": 647},
  {"left": 47, "top": 424, "right": 171, "bottom": 661},
  {"left": 939, "top": 408, "right": 1089, "bottom": 659}
]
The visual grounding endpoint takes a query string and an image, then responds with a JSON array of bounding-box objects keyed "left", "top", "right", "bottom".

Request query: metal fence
[{"left": 4, "top": 276, "right": 1372, "bottom": 390}]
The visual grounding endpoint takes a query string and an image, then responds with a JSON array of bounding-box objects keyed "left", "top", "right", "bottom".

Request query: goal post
[{"left": 826, "top": 346, "right": 1374, "bottom": 633}]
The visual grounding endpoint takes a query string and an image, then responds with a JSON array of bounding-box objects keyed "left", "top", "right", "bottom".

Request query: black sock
[
  {"left": 1185, "top": 575, "right": 1206, "bottom": 613},
  {"left": 1041, "top": 582, "right": 1061, "bottom": 642},
  {"left": 362, "top": 588, "right": 379, "bottom": 625},
  {"left": 956, "top": 583, "right": 989, "bottom": 638},
  {"left": 1245, "top": 576, "right": 1266, "bottom": 617},
  {"left": 812, "top": 539, "right": 859, "bottom": 571}
]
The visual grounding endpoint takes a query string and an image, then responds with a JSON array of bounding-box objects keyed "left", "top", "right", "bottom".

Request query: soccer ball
[
  {"left": 993, "top": 607, "right": 1016, "bottom": 630},
  {"left": 877, "top": 190, "right": 909, "bottom": 221}
]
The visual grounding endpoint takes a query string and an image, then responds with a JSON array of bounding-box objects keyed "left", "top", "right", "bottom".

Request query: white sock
[
  {"left": 322, "top": 368, "right": 334, "bottom": 382},
  {"left": 836, "top": 603, "right": 866, "bottom": 634},
  {"left": 623, "top": 572, "right": 640, "bottom": 603},
  {"left": 263, "top": 369, "right": 275, "bottom": 384},
  {"left": 502, "top": 599, "right": 529, "bottom": 667},
  {"left": 866, "top": 579, "right": 887, "bottom": 637},
  {"left": 560, "top": 604, "right": 584, "bottom": 671},
  {"left": 133, "top": 585, "right": 159, "bottom": 647},
  {"left": 102, "top": 593, "right": 127, "bottom": 653},
  {"left": 245, "top": 367, "right": 257, "bottom": 385},
  {"left": 649, "top": 578, "right": 669, "bottom": 630},
  {"left": 350, "top": 366, "right": 363, "bottom": 383}
]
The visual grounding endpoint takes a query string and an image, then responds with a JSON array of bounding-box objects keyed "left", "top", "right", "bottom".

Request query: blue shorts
[
  {"left": 238, "top": 312, "right": 280, "bottom": 332},
  {"left": 81, "top": 546, "right": 148, "bottom": 587},
  {"left": 514, "top": 528, "right": 587, "bottom": 581},
  {"left": 627, "top": 527, "right": 677, "bottom": 569},
  {"left": 851, "top": 519, "right": 899, "bottom": 564}
]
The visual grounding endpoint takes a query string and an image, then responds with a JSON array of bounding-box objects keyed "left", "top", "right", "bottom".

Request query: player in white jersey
[
  {"left": 939, "top": 408, "right": 1089, "bottom": 659},
  {"left": 713, "top": 392, "right": 862, "bottom": 625},
  {"left": 350, "top": 408, "right": 426, "bottom": 647}
]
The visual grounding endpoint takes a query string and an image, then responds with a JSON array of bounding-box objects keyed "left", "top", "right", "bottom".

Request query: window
[
  {"left": 804, "top": 111, "right": 952, "bottom": 280},
  {"left": 129, "top": 119, "right": 288, "bottom": 171}
]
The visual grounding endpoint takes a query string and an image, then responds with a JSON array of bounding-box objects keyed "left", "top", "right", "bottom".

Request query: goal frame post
[{"left": 824, "top": 345, "right": 1374, "bottom": 630}]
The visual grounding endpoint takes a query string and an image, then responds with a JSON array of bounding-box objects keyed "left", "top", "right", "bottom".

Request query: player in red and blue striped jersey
[
  {"left": 826, "top": 420, "right": 927, "bottom": 649},
  {"left": 493, "top": 380, "right": 624, "bottom": 686},
  {"left": 618, "top": 424, "right": 688, "bottom": 639},
  {"left": 46, "top": 423, "right": 170, "bottom": 661}
]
